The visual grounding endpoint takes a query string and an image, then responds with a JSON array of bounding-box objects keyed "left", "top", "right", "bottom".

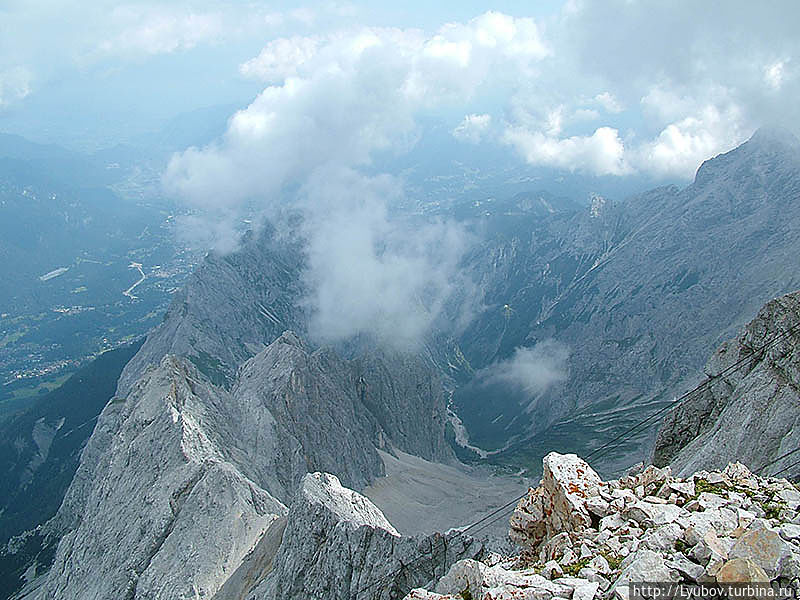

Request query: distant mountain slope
[
  {"left": 451, "top": 128, "right": 800, "bottom": 470},
  {"left": 654, "top": 289, "right": 800, "bottom": 475},
  {"left": 0, "top": 341, "right": 142, "bottom": 600},
  {"left": 117, "top": 226, "right": 308, "bottom": 393}
]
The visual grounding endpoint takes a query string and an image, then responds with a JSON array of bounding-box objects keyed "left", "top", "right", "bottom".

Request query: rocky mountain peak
[
  {"left": 272, "top": 329, "right": 305, "bottom": 348},
  {"left": 747, "top": 126, "right": 800, "bottom": 153},
  {"left": 299, "top": 472, "right": 400, "bottom": 535},
  {"left": 241, "top": 469, "right": 483, "bottom": 600},
  {"left": 693, "top": 127, "right": 800, "bottom": 188}
]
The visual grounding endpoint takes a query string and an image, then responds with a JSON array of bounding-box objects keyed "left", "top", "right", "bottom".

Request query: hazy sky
[{"left": 2, "top": 0, "right": 798, "bottom": 174}]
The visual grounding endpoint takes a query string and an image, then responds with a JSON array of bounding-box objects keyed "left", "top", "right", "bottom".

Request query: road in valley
[{"left": 123, "top": 262, "right": 146, "bottom": 300}]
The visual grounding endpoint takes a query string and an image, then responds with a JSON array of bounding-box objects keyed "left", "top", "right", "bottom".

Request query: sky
[
  {"left": 2, "top": 0, "right": 798, "bottom": 174},
  {"left": 2, "top": 0, "right": 799, "bottom": 345}
]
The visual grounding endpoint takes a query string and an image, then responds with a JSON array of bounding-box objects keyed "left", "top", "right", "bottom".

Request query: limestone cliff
[
  {"left": 654, "top": 290, "right": 800, "bottom": 475},
  {"left": 239, "top": 473, "right": 483, "bottom": 600}
]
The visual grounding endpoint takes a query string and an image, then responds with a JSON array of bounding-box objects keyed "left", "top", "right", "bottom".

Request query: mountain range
[{"left": 2, "top": 128, "right": 800, "bottom": 599}]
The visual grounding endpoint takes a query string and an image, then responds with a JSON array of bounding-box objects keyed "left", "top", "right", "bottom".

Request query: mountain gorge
[{"left": 451, "top": 129, "right": 800, "bottom": 469}]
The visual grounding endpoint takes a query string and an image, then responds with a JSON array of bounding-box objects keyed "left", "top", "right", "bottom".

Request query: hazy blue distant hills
[{"left": 0, "top": 134, "right": 119, "bottom": 189}]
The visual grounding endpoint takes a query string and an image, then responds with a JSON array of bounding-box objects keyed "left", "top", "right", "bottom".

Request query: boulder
[
  {"left": 511, "top": 453, "right": 604, "bottom": 554},
  {"left": 777, "top": 488, "right": 800, "bottom": 511},
  {"left": 715, "top": 558, "right": 769, "bottom": 583},
  {"left": 405, "top": 591, "right": 457, "bottom": 600},
  {"left": 542, "top": 560, "right": 564, "bottom": 579},
  {"left": 665, "top": 553, "right": 705, "bottom": 582},
  {"left": 640, "top": 523, "right": 683, "bottom": 552},
  {"left": 624, "top": 501, "right": 684, "bottom": 527},
  {"left": 610, "top": 549, "right": 680, "bottom": 600},
  {"left": 554, "top": 576, "right": 600, "bottom": 600},
  {"left": 435, "top": 559, "right": 573, "bottom": 599},
  {"left": 729, "top": 526, "right": 794, "bottom": 578}
]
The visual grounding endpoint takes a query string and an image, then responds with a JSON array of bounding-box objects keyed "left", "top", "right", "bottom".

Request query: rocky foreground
[{"left": 405, "top": 452, "right": 800, "bottom": 600}]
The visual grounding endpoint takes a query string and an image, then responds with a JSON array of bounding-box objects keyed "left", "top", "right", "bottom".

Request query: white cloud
[
  {"left": 764, "top": 60, "right": 787, "bottom": 90},
  {"left": 0, "top": 66, "right": 32, "bottom": 107},
  {"left": 638, "top": 113, "right": 746, "bottom": 178},
  {"left": 166, "top": 12, "right": 551, "bottom": 217},
  {"left": 480, "top": 341, "right": 570, "bottom": 397},
  {"left": 98, "top": 6, "right": 225, "bottom": 56},
  {"left": 165, "top": 12, "right": 550, "bottom": 344},
  {"left": 160, "top": 1, "right": 800, "bottom": 292},
  {"left": 595, "top": 91, "right": 622, "bottom": 114},
  {"left": 239, "top": 36, "right": 321, "bottom": 82},
  {"left": 299, "top": 166, "right": 471, "bottom": 346},
  {"left": 636, "top": 87, "right": 746, "bottom": 178},
  {"left": 503, "top": 126, "right": 631, "bottom": 176},
  {"left": 452, "top": 113, "right": 491, "bottom": 143}
]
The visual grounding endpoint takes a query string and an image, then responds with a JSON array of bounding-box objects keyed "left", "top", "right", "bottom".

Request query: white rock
[
  {"left": 695, "top": 492, "right": 729, "bottom": 510},
  {"left": 511, "top": 453, "right": 603, "bottom": 554},
  {"left": 777, "top": 488, "right": 800, "bottom": 511},
  {"left": 641, "top": 522, "right": 683, "bottom": 552},
  {"left": 542, "top": 560, "right": 564, "bottom": 579},
  {"left": 706, "top": 472, "right": 726, "bottom": 485},
  {"left": 679, "top": 508, "right": 738, "bottom": 538},
  {"left": 691, "top": 528, "right": 730, "bottom": 571},
  {"left": 624, "top": 500, "right": 684, "bottom": 527},
  {"left": 643, "top": 495, "right": 667, "bottom": 504},
  {"left": 737, "top": 508, "right": 757, "bottom": 530},
  {"left": 781, "top": 524, "right": 800, "bottom": 541},
  {"left": 555, "top": 576, "right": 600, "bottom": 600},
  {"left": 729, "top": 526, "right": 794, "bottom": 578},
  {"left": 600, "top": 514, "right": 627, "bottom": 532},
  {"left": 611, "top": 549, "right": 680, "bottom": 600},
  {"left": 666, "top": 553, "right": 705, "bottom": 582},
  {"left": 586, "top": 496, "right": 611, "bottom": 518},
  {"left": 723, "top": 463, "right": 758, "bottom": 489},
  {"left": 669, "top": 481, "right": 696, "bottom": 497},
  {"left": 437, "top": 559, "right": 574, "bottom": 598},
  {"left": 540, "top": 532, "right": 573, "bottom": 562},
  {"left": 404, "top": 589, "right": 456, "bottom": 599},
  {"left": 611, "top": 489, "right": 637, "bottom": 502},
  {"left": 580, "top": 543, "right": 594, "bottom": 559},
  {"left": 587, "top": 554, "right": 611, "bottom": 575}
]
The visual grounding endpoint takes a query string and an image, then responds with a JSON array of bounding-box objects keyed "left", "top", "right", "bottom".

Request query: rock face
[
  {"left": 29, "top": 326, "right": 456, "bottom": 599},
  {"left": 31, "top": 356, "right": 287, "bottom": 600},
  {"left": 0, "top": 342, "right": 142, "bottom": 599},
  {"left": 118, "top": 226, "right": 308, "bottom": 393},
  {"left": 406, "top": 453, "right": 800, "bottom": 600},
  {"left": 654, "top": 290, "right": 800, "bottom": 475},
  {"left": 246, "top": 473, "right": 483, "bottom": 600}
]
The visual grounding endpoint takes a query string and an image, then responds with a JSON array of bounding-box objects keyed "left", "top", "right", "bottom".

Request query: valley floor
[{"left": 364, "top": 450, "right": 530, "bottom": 546}]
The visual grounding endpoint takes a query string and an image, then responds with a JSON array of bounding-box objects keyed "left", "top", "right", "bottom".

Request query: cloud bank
[
  {"left": 163, "top": 12, "right": 550, "bottom": 343},
  {"left": 479, "top": 341, "right": 570, "bottom": 397},
  {"left": 155, "top": 3, "right": 800, "bottom": 343}
]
